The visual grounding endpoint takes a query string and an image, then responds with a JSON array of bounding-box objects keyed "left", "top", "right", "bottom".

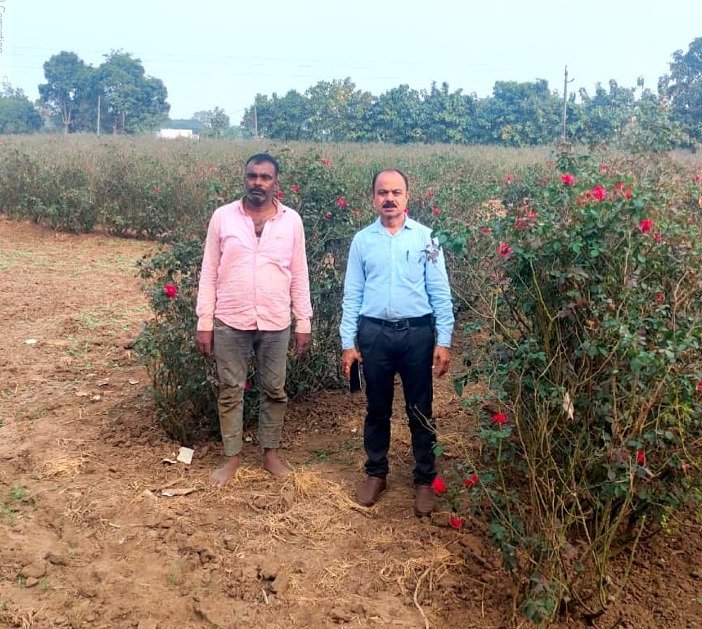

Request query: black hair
[
  {"left": 245, "top": 153, "right": 280, "bottom": 176},
  {"left": 371, "top": 168, "right": 409, "bottom": 192}
]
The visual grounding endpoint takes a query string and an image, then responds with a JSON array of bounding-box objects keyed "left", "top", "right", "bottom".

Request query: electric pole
[
  {"left": 562, "top": 66, "right": 574, "bottom": 143},
  {"left": 97, "top": 95, "right": 101, "bottom": 135}
]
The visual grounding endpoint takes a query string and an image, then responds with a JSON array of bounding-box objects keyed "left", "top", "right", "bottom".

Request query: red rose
[
  {"left": 320, "top": 157, "right": 332, "bottom": 167},
  {"left": 163, "top": 283, "right": 178, "bottom": 299},
  {"left": 505, "top": 174, "right": 515, "bottom": 185},
  {"left": 696, "top": 379, "right": 702, "bottom": 392},
  {"left": 479, "top": 226, "right": 491, "bottom": 235},
  {"left": 336, "top": 196, "right": 348, "bottom": 209},
  {"left": 560, "top": 173, "right": 575, "bottom": 186},
  {"left": 431, "top": 476, "right": 447, "bottom": 495},
  {"left": 276, "top": 189, "right": 285, "bottom": 200},
  {"left": 426, "top": 188, "right": 434, "bottom": 200},
  {"left": 432, "top": 205, "right": 441, "bottom": 217},
  {"left": 639, "top": 218, "right": 654, "bottom": 233},
  {"left": 592, "top": 185, "right": 606, "bottom": 201},
  {"left": 464, "top": 473, "right": 479, "bottom": 488},
  {"left": 599, "top": 164, "right": 608, "bottom": 174},
  {"left": 291, "top": 184, "right": 300, "bottom": 194},
  {"left": 491, "top": 412, "right": 509, "bottom": 426},
  {"left": 636, "top": 450, "right": 646, "bottom": 466},
  {"left": 497, "top": 242, "right": 512, "bottom": 259},
  {"left": 323, "top": 211, "right": 333, "bottom": 220},
  {"left": 448, "top": 515, "right": 464, "bottom": 529}
]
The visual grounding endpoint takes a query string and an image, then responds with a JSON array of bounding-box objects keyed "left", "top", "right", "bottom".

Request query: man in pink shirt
[{"left": 196, "top": 153, "right": 312, "bottom": 486}]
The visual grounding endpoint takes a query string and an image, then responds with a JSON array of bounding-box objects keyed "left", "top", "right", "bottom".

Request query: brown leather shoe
[
  {"left": 355, "top": 476, "right": 387, "bottom": 506},
  {"left": 414, "top": 484, "right": 436, "bottom": 517}
]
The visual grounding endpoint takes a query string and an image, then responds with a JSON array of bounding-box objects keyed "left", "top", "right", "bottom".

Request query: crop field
[{"left": 0, "top": 137, "right": 700, "bottom": 627}]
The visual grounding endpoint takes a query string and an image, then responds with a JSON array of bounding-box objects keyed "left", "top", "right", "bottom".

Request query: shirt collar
[
  {"left": 371, "top": 215, "right": 416, "bottom": 232},
  {"left": 237, "top": 197, "right": 285, "bottom": 217}
]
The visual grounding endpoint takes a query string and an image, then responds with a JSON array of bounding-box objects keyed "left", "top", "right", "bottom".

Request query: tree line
[
  {"left": 1, "top": 50, "right": 169, "bottom": 135},
  {"left": 241, "top": 37, "right": 702, "bottom": 150},
  {"left": 1, "top": 38, "right": 701, "bottom": 149}
]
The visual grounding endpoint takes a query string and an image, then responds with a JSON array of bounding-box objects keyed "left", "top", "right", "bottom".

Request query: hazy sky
[{"left": 1, "top": 0, "right": 700, "bottom": 123}]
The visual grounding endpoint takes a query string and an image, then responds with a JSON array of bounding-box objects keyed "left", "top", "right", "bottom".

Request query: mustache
[{"left": 382, "top": 201, "right": 397, "bottom": 208}]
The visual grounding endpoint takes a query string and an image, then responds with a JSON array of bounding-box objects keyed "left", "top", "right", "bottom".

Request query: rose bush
[{"left": 439, "top": 150, "right": 701, "bottom": 622}]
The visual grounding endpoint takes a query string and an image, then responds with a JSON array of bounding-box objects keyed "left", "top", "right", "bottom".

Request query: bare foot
[
  {"left": 210, "top": 455, "right": 240, "bottom": 487},
  {"left": 262, "top": 449, "right": 290, "bottom": 478}
]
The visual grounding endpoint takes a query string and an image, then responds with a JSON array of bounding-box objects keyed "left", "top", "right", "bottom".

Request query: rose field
[{"left": 0, "top": 136, "right": 700, "bottom": 628}]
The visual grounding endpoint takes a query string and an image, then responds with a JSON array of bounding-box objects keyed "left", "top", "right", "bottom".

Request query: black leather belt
[{"left": 360, "top": 314, "right": 433, "bottom": 330}]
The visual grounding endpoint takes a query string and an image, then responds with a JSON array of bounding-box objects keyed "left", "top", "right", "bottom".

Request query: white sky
[{"left": 1, "top": 0, "right": 700, "bottom": 122}]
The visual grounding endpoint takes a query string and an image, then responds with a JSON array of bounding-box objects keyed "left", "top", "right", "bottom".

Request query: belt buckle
[{"left": 394, "top": 318, "right": 409, "bottom": 330}]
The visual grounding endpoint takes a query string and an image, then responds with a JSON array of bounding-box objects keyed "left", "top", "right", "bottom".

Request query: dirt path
[{"left": 0, "top": 219, "right": 699, "bottom": 629}]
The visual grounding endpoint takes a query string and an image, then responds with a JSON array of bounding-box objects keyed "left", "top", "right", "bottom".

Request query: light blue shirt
[{"left": 340, "top": 216, "right": 454, "bottom": 349}]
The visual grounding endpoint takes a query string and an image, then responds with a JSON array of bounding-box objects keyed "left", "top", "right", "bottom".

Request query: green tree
[
  {"left": 620, "top": 87, "right": 690, "bottom": 152},
  {"left": 241, "top": 90, "right": 312, "bottom": 140},
  {"left": 95, "top": 51, "right": 170, "bottom": 134},
  {"left": 266, "top": 90, "right": 311, "bottom": 140},
  {"left": 366, "top": 84, "right": 425, "bottom": 143},
  {"left": 240, "top": 93, "right": 269, "bottom": 138},
  {"left": 0, "top": 85, "right": 43, "bottom": 134},
  {"left": 193, "top": 107, "right": 230, "bottom": 138},
  {"left": 38, "top": 51, "right": 91, "bottom": 133},
  {"left": 420, "top": 81, "right": 475, "bottom": 144},
  {"left": 477, "top": 79, "right": 560, "bottom": 146},
  {"left": 570, "top": 80, "right": 636, "bottom": 146},
  {"left": 664, "top": 37, "right": 702, "bottom": 142},
  {"left": 304, "top": 78, "right": 373, "bottom": 141}
]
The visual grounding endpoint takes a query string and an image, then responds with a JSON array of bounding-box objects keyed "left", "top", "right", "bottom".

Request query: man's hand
[
  {"left": 433, "top": 346, "right": 450, "bottom": 377},
  {"left": 341, "top": 347, "right": 362, "bottom": 379},
  {"left": 196, "top": 330, "right": 214, "bottom": 356},
  {"left": 294, "top": 332, "right": 312, "bottom": 358}
]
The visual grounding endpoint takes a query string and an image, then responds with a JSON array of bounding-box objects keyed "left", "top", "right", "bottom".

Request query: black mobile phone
[{"left": 349, "top": 359, "right": 363, "bottom": 393}]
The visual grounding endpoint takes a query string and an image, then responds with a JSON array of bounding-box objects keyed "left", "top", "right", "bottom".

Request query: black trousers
[{"left": 357, "top": 317, "right": 436, "bottom": 485}]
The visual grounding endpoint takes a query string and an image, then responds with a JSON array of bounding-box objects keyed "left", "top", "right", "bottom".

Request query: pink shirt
[{"left": 196, "top": 199, "right": 312, "bottom": 333}]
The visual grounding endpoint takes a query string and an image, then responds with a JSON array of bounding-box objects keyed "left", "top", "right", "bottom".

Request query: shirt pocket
[
  {"left": 264, "top": 235, "right": 293, "bottom": 269},
  {"left": 401, "top": 249, "right": 426, "bottom": 283}
]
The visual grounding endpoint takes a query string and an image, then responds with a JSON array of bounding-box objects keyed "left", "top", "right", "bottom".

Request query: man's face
[
  {"left": 373, "top": 170, "right": 409, "bottom": 221},
  {"left": 244, "top": 160, "right": 278, "bottom": 207}
]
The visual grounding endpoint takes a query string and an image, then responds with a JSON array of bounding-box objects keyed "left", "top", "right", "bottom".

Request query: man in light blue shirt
[{"left": 340, "top": 169, "right": 454, "bottom": 517}]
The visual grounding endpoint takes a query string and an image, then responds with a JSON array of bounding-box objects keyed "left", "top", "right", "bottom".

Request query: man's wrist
[{"left": 295, "top": 319, "right": 312, "bottom": 334}]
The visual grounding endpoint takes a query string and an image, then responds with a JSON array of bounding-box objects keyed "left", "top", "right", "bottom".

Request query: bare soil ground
[{"left": 0, "top": 219, "right": 700, "bottom": 629}]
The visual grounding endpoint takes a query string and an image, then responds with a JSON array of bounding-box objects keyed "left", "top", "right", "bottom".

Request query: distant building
[{"left": 157, "top": 128, "right": 199, "bottom": 140}]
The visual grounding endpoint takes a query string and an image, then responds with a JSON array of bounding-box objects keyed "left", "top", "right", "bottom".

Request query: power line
[{"left": 7, "top": 45, "right": 495, "bottom": 69}]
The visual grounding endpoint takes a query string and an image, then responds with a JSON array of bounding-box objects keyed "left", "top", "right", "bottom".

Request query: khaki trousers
[{"left": 213, "top": 320, "right": 290, "bottom": 456}]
